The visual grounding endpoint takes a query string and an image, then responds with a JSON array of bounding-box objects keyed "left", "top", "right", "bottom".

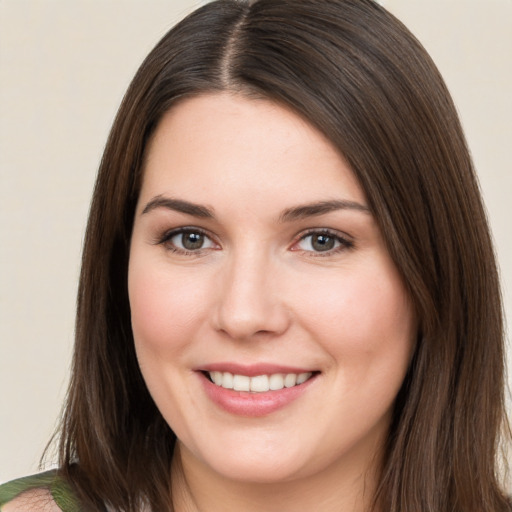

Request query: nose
[{"left": 212, "top": 249, "right": 291, "bottom": 341}]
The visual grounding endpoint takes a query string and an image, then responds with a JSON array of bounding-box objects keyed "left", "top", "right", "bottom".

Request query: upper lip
[{"left": 197, "top": 362, "right": 317, "bottom": 377}]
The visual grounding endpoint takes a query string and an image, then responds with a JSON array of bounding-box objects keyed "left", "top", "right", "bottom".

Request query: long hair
[{"left": 52, "top": 0, "right": 510, "bottom": 510}]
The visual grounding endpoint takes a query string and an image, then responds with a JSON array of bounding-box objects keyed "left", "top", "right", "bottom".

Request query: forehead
[{"left": 139, "top": 93, "right": 366, "bottom": 211}]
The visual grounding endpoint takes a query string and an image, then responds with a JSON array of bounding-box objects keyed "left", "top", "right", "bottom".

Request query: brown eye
[
  {"left": 164, "top": 229, "right": 216, "bottom": 252},
  {"left": 295, "top": 231, "right": 352, "bottom": 255},
  {"left": 181, "top": 232, "right": 205, "bottom": 250},
  {"left": 310, "top": 234, "right": 335, "bottom": 251}
]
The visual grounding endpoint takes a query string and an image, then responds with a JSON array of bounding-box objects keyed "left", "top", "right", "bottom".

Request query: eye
[
  {"left": 159, "top": 228, "right": 217, "bottom": 253},
  {"left": 293, "top": 230, "right": 353, "bottom": 254}
]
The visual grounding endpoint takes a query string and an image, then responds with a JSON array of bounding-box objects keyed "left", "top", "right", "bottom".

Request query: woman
[{"left": 1, "top": 0, "right": 510, "bottom": 510}]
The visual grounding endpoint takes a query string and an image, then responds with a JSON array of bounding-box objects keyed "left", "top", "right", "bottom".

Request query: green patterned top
[{"left": 0, "top": 470, "right": 82, "bottom": 511}]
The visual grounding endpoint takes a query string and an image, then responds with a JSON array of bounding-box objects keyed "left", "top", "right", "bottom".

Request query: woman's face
[{"left": 129, "top": 93, "right": 416, "bottom": 484}]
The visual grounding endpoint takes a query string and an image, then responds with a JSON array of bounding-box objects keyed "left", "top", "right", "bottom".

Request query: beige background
[{"left": 1, "top": 0, "right": 511, "bottom": 485}]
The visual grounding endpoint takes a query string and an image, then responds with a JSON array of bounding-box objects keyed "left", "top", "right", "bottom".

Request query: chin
[
  {"left": 206, "top": 456, "right": 309, "bottom": 484},
  {"left": 182, "top": 433, "right": 317, "bottom": 484}
]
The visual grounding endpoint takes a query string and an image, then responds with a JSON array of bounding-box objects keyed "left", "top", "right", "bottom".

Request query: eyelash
[
  {"left": 292, "top": 229, "right": 354, "bottom": 257},
  {"left": 155, "top": 227, "right": 354, "bottom": 256},
  {"left": 156, "top": 227, "right": 216, "bottom": 256}
]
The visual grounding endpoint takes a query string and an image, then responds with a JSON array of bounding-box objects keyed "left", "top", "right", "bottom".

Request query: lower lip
[{"left": 199, "top": 372, "right": 317, "bottom": 417}]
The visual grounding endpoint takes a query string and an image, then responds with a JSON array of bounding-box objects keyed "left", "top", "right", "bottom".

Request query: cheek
[
  {"left": 127, "top": 258, "right": 209, "bottom": 437},
  {"left": 293, "top": 260, "right": 415, "bottom": 365},
  {"left": 128, "top": 259, "right": 206, "bottom": 357}
]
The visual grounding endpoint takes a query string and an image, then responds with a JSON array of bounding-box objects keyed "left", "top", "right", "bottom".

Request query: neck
[{"left": 170, "top": 442, "right": 383, "bottom": 512}]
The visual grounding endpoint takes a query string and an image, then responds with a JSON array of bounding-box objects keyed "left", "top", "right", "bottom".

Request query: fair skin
[
  {"left": 3, "top": 489, "right": 60, "bottom": 512},
  {"left": 128, "top": 93, "right": 416, "bottom": 512}
]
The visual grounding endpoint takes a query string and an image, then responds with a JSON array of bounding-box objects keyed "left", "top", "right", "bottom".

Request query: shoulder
[
  {"left": 1, "top": 488, "right": 60, "bottom": 512},
  {"left": 0, "top": 470, "right": 81, "bottom": 512}
]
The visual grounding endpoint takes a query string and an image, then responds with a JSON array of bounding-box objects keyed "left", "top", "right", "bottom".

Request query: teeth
[
  {"left": 250, "top": 374, "right": 269, "bottom": 392},
  {"left": 223, "top": 372, "right": 234, "bottom": 389},
  {"left": 211, "top": 371, "right": 223, "bottom": 386},
  {"left": 269, "top": 373, "right": 285, "bottom": 390},
  {"left": 284, "top": 374, "right": 297, "bottom": 387},
  {"left": 233, "top": 374, "right": 250, "bottom": 391},
  {"left": 296, "top": 372, "right": 310, "bottom": 385},
  {"left": 208, "top": 371, "right": 313, "bottom": 393}
]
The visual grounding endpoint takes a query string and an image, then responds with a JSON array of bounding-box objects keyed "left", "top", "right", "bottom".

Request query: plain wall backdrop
[{"left": 1, "top": 0, "right": 511, "bottom": 485}]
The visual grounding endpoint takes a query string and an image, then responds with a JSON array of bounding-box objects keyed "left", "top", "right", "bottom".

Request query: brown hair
[{"left": 50, "top": 0, "right": 510, "bottom": 510}]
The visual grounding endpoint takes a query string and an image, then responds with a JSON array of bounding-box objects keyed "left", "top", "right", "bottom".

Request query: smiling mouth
[{"left": 204, "top": 371, "right": 317, "bottom": 393}]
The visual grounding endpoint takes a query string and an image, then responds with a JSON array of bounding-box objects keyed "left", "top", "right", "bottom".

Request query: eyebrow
[
  {"left": 141, "top": 196, "right": 370, "bottom": 221},
  {"left": 142, "top": 196, "right": 214, "bottom": 218},
  {"left": 279, "top": 199, "right": 370, "bottom": 222}
]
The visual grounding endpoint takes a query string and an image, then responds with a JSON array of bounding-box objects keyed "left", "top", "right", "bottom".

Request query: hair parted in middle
[{"left": 54, "top": 1, "right": 509, "bottom": 511}]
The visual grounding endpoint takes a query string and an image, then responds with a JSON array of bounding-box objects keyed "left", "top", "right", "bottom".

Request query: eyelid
[
  {"left": 290, "top": 228, "right": 354, "bottom": 255},
  {"left": 153, "top": 225, "right": 353, "bottom": 256},
  {"left": 155, "top": 226, "right": 219, "bottom": 254}
]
